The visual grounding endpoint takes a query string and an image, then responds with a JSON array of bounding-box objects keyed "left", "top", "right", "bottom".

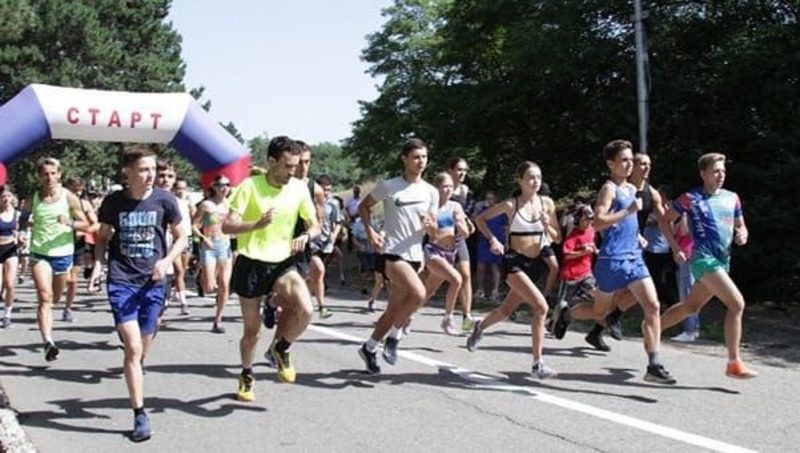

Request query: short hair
[
  {"left": 156, "top": 158, "right": 174, "bottom": 172},
  {"left": 267, "top": 136, "right": 300, "bottom": 160},
  {"left": 121, "top": 145, "right": 156, "bottom": 168},
  {"left": 64, "top": 175, "right": 84, "bottom": 189},
  {"left": 352, "top": 185, "right": 361, "bottom": 195},
  {"left": 315, "top": 174, "right": 333, "bottom": 187},
  {"left": 175, "top": 176, "right": 187, "bottom": 186},
  {"left": 296, "top": 140, "right": 312, "bottom": 154},
  {"left": 634, "top": 152, "right": 651, "bottom": 164},
  {"left": 36, "top": 157, "right": 60, "bottom": 171},
  {"left": 401, "top": 138, "right": 427, "bottom": 156},
  {"left": 603, "top": 139, "right": 633, "bottom": 161},
  {"left": 698, "top": 152, "right": 726, "bottom": 171}
]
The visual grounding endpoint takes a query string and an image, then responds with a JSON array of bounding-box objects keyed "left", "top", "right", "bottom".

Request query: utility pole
[{"left": 633, "top": 0, "right": 649, "bottom": 153}]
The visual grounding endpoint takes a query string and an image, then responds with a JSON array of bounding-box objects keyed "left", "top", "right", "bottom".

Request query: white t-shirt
[{"left": 370, "top": 176, "right": 438, "bottom": 262}]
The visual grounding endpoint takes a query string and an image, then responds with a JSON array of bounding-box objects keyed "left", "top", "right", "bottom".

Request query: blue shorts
[
  {"left": 107, "top": 282, "right": 166, "bottom": 335},
  {"left": 31, "top": 253, "right": 73, "bottom": 275},
  {"left": 200, "top": 236, "right": 232, "bottom": 265},
  {"left": 595, "top": 256, "right": 650, "bottom": 293}
]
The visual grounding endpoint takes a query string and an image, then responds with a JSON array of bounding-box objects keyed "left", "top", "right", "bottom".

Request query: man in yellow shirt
[{"left": 223, "top": 136, "right": 320, "bottom": 402}]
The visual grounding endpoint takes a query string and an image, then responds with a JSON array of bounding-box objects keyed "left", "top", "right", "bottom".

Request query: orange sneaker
[{"left": 726, "top": 360, "right": 758, "bottom": 379}]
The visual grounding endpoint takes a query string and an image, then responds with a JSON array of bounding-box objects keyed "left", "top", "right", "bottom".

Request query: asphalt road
[{"left": 1, "top": 280, "right": 797, "bottom": 452}]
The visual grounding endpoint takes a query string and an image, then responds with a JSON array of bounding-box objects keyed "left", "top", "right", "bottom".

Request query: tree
[{"left": 0, "top": 0, "right": 186, "bottom": 194}]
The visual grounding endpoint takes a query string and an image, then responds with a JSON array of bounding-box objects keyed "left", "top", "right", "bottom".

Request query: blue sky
[{"left": 168, "top": 0, "right": 392, "bottom": 144}]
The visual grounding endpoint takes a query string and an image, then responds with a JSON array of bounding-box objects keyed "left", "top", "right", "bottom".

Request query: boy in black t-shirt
[{"left": 90, "top": 145, "right": 186, "bottom": 442}]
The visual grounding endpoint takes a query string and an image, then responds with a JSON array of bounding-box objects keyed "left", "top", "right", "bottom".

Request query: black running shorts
[{"left": 232, "top": 255, "right": 297, "bottom": 299}]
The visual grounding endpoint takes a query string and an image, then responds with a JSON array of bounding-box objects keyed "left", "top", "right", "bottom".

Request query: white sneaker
[
  {"left": 531, "top": 362, "right": 557, "bottom": 379},
  {"left": 671, "top": 331, "right": 698, "bottom": 342}
]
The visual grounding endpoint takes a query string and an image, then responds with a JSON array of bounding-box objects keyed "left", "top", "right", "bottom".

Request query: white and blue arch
[{"left": 0, "top": 84, "right": 251, "bottom": 186}]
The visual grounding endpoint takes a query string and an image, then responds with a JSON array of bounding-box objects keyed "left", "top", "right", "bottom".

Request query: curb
[{"left": 0, "top": 384, "right": 36, "bottom": 453}]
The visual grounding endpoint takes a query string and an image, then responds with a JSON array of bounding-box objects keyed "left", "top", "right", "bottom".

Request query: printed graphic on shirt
[{"left": 118, "top": 211, "right": 158, "bottom": 259}]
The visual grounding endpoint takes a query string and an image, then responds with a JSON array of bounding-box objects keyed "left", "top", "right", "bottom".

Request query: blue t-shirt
[
  {"left": 98, "top": 188, "right": 181, "bottom": 286},
  {"left": 673, "top": 187, "right": 742, "bottom": 264}
]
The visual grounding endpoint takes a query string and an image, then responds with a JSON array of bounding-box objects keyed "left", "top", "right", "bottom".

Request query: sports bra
[
  {"left": 508, "top": 196, "right": 546, "bottom": 236},
  {"left": 437, "top": 201, "right": 457, "bottom": 230},
  {"left": 0, "top": 211, "right": 17, "bottom": 237}
]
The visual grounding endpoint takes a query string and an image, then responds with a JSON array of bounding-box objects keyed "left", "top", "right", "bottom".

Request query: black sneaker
[
  {"left": 44, "top": 342, "right": 60, "bottom": 362},
  {"left": 359, "top": 344, "right": 381, "bottom": 374},
  {"left": 645, "top": 364, "right": 677, "bottom": 385},
  {"left": 262, "top": 299, "right": 276, "bottom": 329},
  {"left": 383, "top": 337, "right": 399, "bottom": 365},
  {"left": 585, "top": 331, "right": 611, "bottom": 352},
  {"left": 606, "top": 312, "right": 623, "bottom": 341},
  {"left": 552, "top": 300, "right": 570, "bottom": 340},
  {"left": 367, "top": 299, "right": 375, "bottom": 313},
  {"left": 466, "top": 319, "right": 483, "bottom": 352}
]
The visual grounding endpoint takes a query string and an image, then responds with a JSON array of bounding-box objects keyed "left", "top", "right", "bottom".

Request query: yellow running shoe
[
  {"left": 270, "top": 343, "right": 296, "bottom": 383},
  {"left": 236, "top": 373, "right": 255, "bottom": 402}
]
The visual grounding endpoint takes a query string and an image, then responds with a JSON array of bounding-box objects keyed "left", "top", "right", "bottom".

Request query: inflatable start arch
[{"left": 0, "top": 84, "right": 251, "bottom": 187}]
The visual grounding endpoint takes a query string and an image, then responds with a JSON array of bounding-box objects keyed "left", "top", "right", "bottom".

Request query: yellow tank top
[{"left": 31, "top": 188, "right": 74, "bottom": 257}]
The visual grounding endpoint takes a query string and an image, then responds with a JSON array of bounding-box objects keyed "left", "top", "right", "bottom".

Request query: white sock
[
  {"left": 177, "top": 291, "right": 187, "bottom": 306},
  {"left": 365, "top": 337, "right": 379, "bottom": 352},
  {"left": 388, "top": 326, "right": 402, "bottom": 340},
  {"left": 3, "top": 307, "right": 11, "bottom": 318}
]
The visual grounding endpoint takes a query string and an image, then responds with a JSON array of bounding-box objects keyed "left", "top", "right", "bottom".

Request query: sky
[{"left": 167, "top": 0, "right": 392, "bottom": 145}]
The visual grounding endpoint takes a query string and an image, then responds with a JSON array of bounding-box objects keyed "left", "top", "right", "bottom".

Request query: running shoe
[
  {"left": 236, "top": 373, "right": 255, "bottom": 402},
  {"left": 531, "top": 362, "right": 557, "bottom": 379},
  {"left": 44, "top": 342, "right": 60, "bottom": 362},
  {"left": 269, "top": 343, "right": 296, "bottom": 383},
  {"left": 461, "top": 317, "right": 475, "bottom": 334},
  {"left": 440, "top": 317, "right": 457, "bottom": 336},
  {"left": 62, "top": 308, "right": 75, "bottom": 323},
  {"left": 552, "top": 300, "right": 570, "bottom": 340},
  {"left": 474, "top": 290, "right": 486, "bottom": 300},
  {"left": 585, "top": 331, "right": 611, "bottom": 352},
  {"left": 645, "top": 364, "right": 677, "bottom": 384},
  {"left": 383, "top": 337, "right": 399, "bottom": 365},
  {"left": 319, "top": 307, "right": 333, "bottom": 319},
  {"left": 725, "top": 360, "right": 758, "bottom": 379},
  {"left": 2, "top": 316, "right": 10, "bottom": 329},
  {"left": 130, "top": 412, "right": 153, "bottom": 442},
  {"left": 466, "top": 319, "right": 483, "bottom": 352},
  {"left": 180, "top": 304, "right": 190, "bottom": 316},
  {"left": 367, "top": 299, "right": 375, "bottom": 313},
  {"left": 262, "top": 301, "right": 276, "bottom": 329},
  {"left": 671, "top": 331, "right": 698, "bottom": 343},
  {"left": 212, "top": 322, "right": 226, "bottom": 334},
  {"left": 359, "top": 344, "right": 381, "bottom": 374}
]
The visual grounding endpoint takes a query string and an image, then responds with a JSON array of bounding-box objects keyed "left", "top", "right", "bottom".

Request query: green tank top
[{"left": 31, "top": 188, "right": 74, "bottom": 257}]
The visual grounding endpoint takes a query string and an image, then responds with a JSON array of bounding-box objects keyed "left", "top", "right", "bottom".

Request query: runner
[
  {"left": 421, "top": 172, "right": 470, "bottom": 335},
  {"left": 90, "top": 145, "right": 186, "bottom": 441},
  {"left": 357, "top": 138, "right": 438, "bottom": 374},
  {"left": 223, "top": 136, "right": 320, "bottom": 400},
  {"left": 0, "top": 187, "right": 20, "bottom": 328},
  {"left": 307, "top": 174, "right": 343, "bottom": 319},
  {"left": 468, "top": 161, "right": 561, "bottom": 379},
  {"left": 567, "top": 140, "right": 676, "bottom": 384},
  {"left": 63, "top": 176, "right": 98, "bottom": 323},
  {"left": 659, "top": 152, "right": 757, "bottom": 378},
  {"left": 192, "top": 175, "right": 233, "bottom": 333},
  {"left": 20, "top": 157, "right": 90, "bottom": 362},
  {"left": 446, "top": 157, "right": 476, "bottom": 331},
  {"left": 172, "top": 175, "right": 195, "bottom": 315}
]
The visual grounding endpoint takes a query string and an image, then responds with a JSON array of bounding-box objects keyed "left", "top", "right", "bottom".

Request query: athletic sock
[
  {"left": 241, "top": 367, "right": 253, "bottom": 377},
  {"left": 275, "top": 338, "right": 291, "bottom": 353},
  {"left": 589, "top": 323, "right": 604, "bottom": 336},
  {"left": 607, "top": 308, "right": 622, "bottom": 324},
  {"left": 365, "top": 337, "right": 379, "bottom": 352},
  {"left": 3, "top": 307, "right": 11, "bottom": 318},
  {"left": 648, "top": 352, "right": 662, "bottom": 367},
  {"left": 133, "top": 407, "right": 145, "bottom": 417},
  {"left": 388, "top": 326, "right": 402, "bottom": 340}
]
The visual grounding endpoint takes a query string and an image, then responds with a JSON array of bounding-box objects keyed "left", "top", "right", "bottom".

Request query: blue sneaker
[
  {"left": 131, "top": 412, "right": 152, "bottom": 442},
  {"left": 382, "top": 337, "right": 399, "bottom": 365}
]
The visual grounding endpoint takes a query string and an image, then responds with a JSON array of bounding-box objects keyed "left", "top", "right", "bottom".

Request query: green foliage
[
  {"left": 311, "top": 142, "right": 364, "bottom": 190},
  {"left": 347, "top": 0, "right": 800, "bottom": 301},
  {"left": 0, "top": 0, "right": 186, "bottom": 194}
]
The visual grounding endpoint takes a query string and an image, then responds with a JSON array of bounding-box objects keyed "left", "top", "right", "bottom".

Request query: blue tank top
[{"left": 599, "top": 182, "right": 641, "bottom": 260}]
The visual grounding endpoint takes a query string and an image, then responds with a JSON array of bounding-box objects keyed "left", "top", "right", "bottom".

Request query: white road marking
[{"left": 308, "top": 324, "right": 756, "bottom": 453}]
